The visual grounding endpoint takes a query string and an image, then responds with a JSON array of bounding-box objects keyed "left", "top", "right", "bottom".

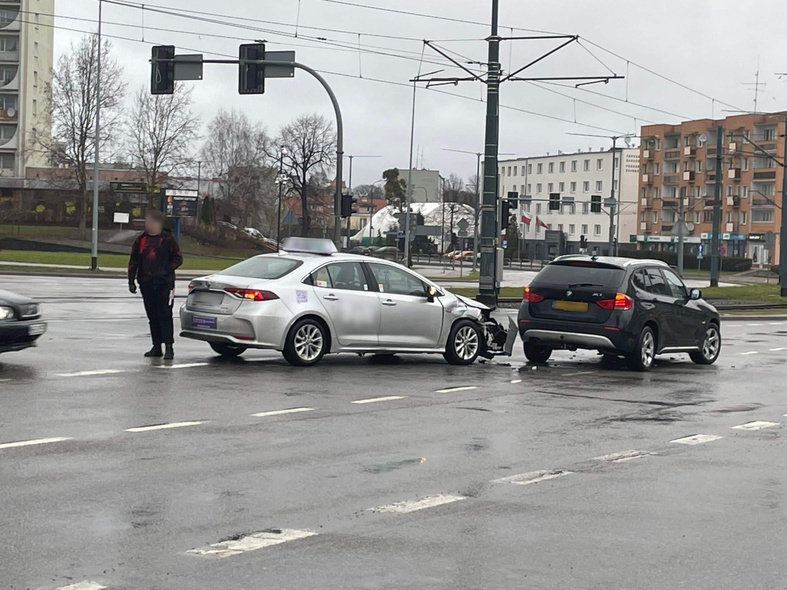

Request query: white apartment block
[
  {"left": 0, "top": 0, "right": 54, "bottom": 177},
  {"left": 497, "top": 148, "right": 640, "bottom": 258}
]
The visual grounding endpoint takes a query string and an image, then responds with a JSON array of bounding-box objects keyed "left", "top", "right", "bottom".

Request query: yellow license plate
[{"left": 553, "top": 300, "right": 589, "bottom": 312}]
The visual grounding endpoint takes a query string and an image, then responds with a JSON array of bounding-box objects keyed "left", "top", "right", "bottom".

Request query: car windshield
[
  {"left": 534, "top": 262, "right": 625, "bottom": 290},
  {"left": 218, "top": 256, "right": 302, "bottom": 280}
]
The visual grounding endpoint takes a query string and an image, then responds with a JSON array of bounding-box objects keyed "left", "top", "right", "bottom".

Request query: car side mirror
[
  {"left": 426, "top": 286, "right": 437, "bottom": 303},
  {"left": 689, "top": 288, "right": 702, "bottom": 301}
]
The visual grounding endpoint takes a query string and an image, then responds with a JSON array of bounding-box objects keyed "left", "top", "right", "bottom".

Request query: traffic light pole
[
  {"left": 710, "top": 127, "right": 723, "bottom": 287},
  {"left": 90, "top": 0, "right": 103, "bottom": 271},
  {"left": 781, "top": 114, "right": 787, "bottom": 296},
  {"left": 477, "top": 0, "right": 501, "bottom": 307}
]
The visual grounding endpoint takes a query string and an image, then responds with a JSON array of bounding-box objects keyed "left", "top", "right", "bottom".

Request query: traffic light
[
  {"left": 590, "top": 195, "right": 602, "bottom": 213},
  {"left": 239, "top": 43, "right": 265, "bottom": 95},
  {"left": 507, "top": 191, "right": 519, "bottom": 209},
  {"left": 501, "top": 199, "right": 511, "bottom": 230},
  {"left": 151, "top": 45, "right": 175, "bottom": 95},
  {"left": 341, "top": 194, "right": 357, "bottom": 218},
  {"left": 549, "top": 193, "right": 561, "bottom": 211}
]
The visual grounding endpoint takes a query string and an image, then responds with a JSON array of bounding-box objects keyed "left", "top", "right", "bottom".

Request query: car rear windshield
[
  {"left": 218, "top": 256, "right": 302, "bottom": 280},
  {"left": 533, "top": 262, "right": 625, "bottom": 289}
]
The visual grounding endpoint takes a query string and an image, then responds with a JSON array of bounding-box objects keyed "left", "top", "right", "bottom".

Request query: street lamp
[{"left": 275, "top": 146, "right": 288, "bottom": 251}]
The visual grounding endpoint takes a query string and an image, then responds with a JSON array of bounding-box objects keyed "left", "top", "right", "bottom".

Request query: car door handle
[
  {"left": 323, "top": 294, "right": 339, "bottom": 301},
  {"left": 382, "top": 299, "right": 397, "bottom": 306}
]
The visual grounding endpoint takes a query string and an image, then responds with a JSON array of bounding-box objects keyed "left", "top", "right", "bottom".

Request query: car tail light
[
  {"left": 188, "top": 281, "right": 196, "bottom": 293},
  {"left": 224, "top": 288, "right": 279, "bottom": 301},
  {"left": 523, "top": 286, "right": 544, "bottom": 303},
  {"left": 597, "top": 293, "right": 633, "bottom": 311}
]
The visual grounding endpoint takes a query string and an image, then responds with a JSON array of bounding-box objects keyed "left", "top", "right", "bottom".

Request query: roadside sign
[
  {"left": 113, "top": 212, "right": 130, "bottom": 224},
  {"left": 457, "top": 218, "right": 470, "bottom": 231},
  {"left": 457, "top": 229, "right": 468, "bottom": 238},
  {"left": 266, "top": 51, "right": 296, "bottom": 79},
  {"left": 696, "top": 243, "right": 704, "bottom": 259},
  {"left": 111, "top": 182, "right": 146, "bottom": 193},
  {"left": 164, "top": 189, "right": 199, "bottom": 218}
]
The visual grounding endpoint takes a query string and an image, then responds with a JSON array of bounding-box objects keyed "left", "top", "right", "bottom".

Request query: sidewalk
[{"left": 0, "top": 260, "right": 215, "bottom": 278}]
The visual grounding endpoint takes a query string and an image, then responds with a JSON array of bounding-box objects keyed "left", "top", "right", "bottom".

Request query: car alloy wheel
[
  {"left": 454, "top": 325, "right": 479, "bottom": 361},
  {"left": 640, "top": 329, "right": 655, "bottom": 368},
  {"left": 294, "top": 323, "right": 324, "bottom": 362},
  {"left": 701, "top": 326, "right": 720, "bottom": 361}
]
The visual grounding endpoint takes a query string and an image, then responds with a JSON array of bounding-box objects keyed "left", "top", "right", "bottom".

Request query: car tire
[
  {"left": 283, "top": 318, "right": 328, "bottom": 366},
  {"left": 689, "top": 323, "right": 721, "bottom": 365},
  {"left": 443, "top": 320, "right": 483, "bottom": 365},
  {"left": 209, "top": 342, "right": 247, "bottom": 358},
  {"left": 524, "top": 341, "right": 552, "bottom": 364},
  {"left": 626, "top": 326, "right": 656, "bottom": 371}
]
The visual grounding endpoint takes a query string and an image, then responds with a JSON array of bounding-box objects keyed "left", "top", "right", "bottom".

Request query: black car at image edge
[
  {"left": 517, "top": 255, "right": 721, "bottom": 371},
  {"left": 0, "top": 289, "right": 47, "bottom": 353}
]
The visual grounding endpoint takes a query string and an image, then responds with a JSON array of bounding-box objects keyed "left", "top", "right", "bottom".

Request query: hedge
[{"left": 617, "top": 248, "right": 752, "bottom": 272}]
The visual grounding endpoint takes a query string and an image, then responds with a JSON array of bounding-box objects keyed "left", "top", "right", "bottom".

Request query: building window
[
  {"left": 764, "top": 128, "right": 777, "bottom": 141},
  {"left": 654, "top": 162, "right": 660, "bottom": 175},
  {"left": 33, "top": 71, "right": 38, "bottom": 87},
  {"left": 570, "top": 181, "right": 576, "bottom": 193},
  {"left": 0, "top": 38, "right": 18, "bottom": 53},
  {"left": 537, "top": 163, "right": 543, "bottom": 174},
  {"left": 547, "top": 182, "right": 553, "bottom": 193},
  {"left": 581, "top": 224, "right": 588, "bottom": 235},
  {"left": 740, "top": 211, "right": 747, "bottom": 225},
  {"left": 527, "top": 163, "right": 532, "bottom": 174},
  {"left": 526, "top": 183, "right": 531, "bottom": 194},
  {"left": 536, "top": 203, "right": 541, "bottom": 214},
  {"left": 0, "top": 153, "right": 13, "bottom": 169},
  {"left": 32, "top": 98, "right": 36, "bottom": 117},
  {"left": 743, "top": 158, "right": 749, "bottom": 171},
  {"left": 0, "top": 125, "right": 14, "bottom": 140},
  {"left": 558, "top": 223, "right": 563, "bottom": 232},
  {"left": 583, "top": 159, "right": 590, "bottom": 171},
  {"left": 536, "top": 183, "right": 542, "bottom": 194},
  {"left": 582, "top": 181, "right": 589, "bottom": 193},
  {"left": 521, "top": 166, "right": 526, "bottom": 176},
  {"left": 582, "top": 203, "right": 588, "bottom": 214},
  {"left": 596, "top": 158, "right": 603, "bottom": 170},
  {"left": 548, "top": 162, "right": 554, "bottom": 173},
  {"left": 558, "top": 182, "right": 565, "bottom": 192},
  {"left": 0, "top": 10, "right": 16, "bottom": 25},
  {"left": 513, "top": 166, "right": 517, "bottom": 177},
  {"left": 595, "top": 180, "right": 603, "bottom": 192},
  {"left": 559, "top": 161, "right": 565, "bottom": 173},
  {"left": 571, "top": 160, "right": 577, "bottom": 172},
  {"left": 752, "top": 209, "right": 775, "bottom": 223},
  {"left": 569, "top": 224, "right": 575, "bottom": 235},
  {"left": 0, "top": 65, "right": 16, "bottom": 84},
  {"left": 0, "top": 94, "right": 17, "bottom": 111},
  {"left": 594, "top": 224, "right": 601, "bottom": 236},
  {"left": 34, "top": 42, "right": 39, "bottom": 59}
]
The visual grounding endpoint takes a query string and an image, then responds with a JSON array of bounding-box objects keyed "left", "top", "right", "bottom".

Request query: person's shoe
[
  {"left": 164, "top": 345, "right": 174, "bottom": 360},
  {"left": 144, "top": 346, "right": 163, "bottom": 358}
]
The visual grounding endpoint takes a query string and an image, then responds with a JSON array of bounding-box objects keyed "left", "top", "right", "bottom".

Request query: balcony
[
  {"left": 706, "top": 172, "right": 716, "bottom": 183},
  {"left": 725, "top": 222, "right": 737, "bottom": 233},
  {"left": 726, "top": 196, "right": 741, "bottom": 207},
  {"left": 640, "top": 198, "right": 653, "bottom": 208},
  {"left": 728, "top": 141, "right": 741, "bottom": 153},
  {"left": 664, "top": 150, "right": 681, "bottom": 160},
  {"left": 683, "top": 171, "right": 695, "bottom": 182},
  {"left": 662, "top": 199, "right": 679, "bottom": 208},
  {"left": 683, "top": 146, "right": 696, "bottom": 157},
  {"left": 753, "top": 170, "right": 776, "bottom": 180},
  {"left": 0, "top": 107, "right": 17, "bottom": 121},
  {"left": 642, "top": 149, "right": 653, "bottom": 160},
  {"left": 752, "top": 197, "right": 773, "bottom": 207},
  {"left": 704, "top": 197, "right": 717, "bottom": 208},
  {"left": 663, "top": 174, "right": 679, "bottom": 185},
  {"left": 728, "top": 168, "right": 742, "bottom": 181},
  {"left": 642, "top": 173, "right": 651, "bottom": 184}
]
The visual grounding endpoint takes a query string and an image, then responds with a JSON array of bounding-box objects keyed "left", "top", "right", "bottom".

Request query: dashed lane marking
[
  {"left": 593, "top": 450, "right": 649, "bottom": 463},
  {"left": 740, "top": 351, "right": 759, "bottom": 356},
  {"left": 125, "top": 421, "right": 207, "bottom": 433},
  {"left": 510, "top": 379, "right": 523, "bottom": 384},
  {"left": 251, "top": 407, "right": 315, "bottom": 418},
  {"left": 732, "top": 421, "right": 780, "bottom": 431},
  {"left": 0, "top": 379, "right": 11, "bottom": 383},
  {"left": 670, "top": 434, "right": 723, "bottom": 445},
  {"left": 0, "top": 436, "right": 72, "bottom": 450},
  {"left": 493, "top": 469, "right": 572, "bottom": 486},
  {"left": 187, "top": 529, "right": 317, "bottom": 559},
  {"left": 351, "top": 396, "right": 407, "bottom": 404},
  {"left": 747, "top": 323, "right": 763, "bottom": 327},
  {"left": 769, "top": 322, "right": 786, "bottom": 326},
  {"left": 369, "top": 494, "right": 467, "bottom": 514},
  {"left": 57, "top": 369, "right": 125, "bottom": 377},
  {"left": 771, "top": 348, "right": 787, "bottom": 352},
  {"left": 156, "top": 363, "right": 209, "bottom": 370},
  {"left": 435, "top": 386, "right": 478, "bottom": 394},
  {"left": 55, "top": 583, "right": 107, "bottom": 590}
]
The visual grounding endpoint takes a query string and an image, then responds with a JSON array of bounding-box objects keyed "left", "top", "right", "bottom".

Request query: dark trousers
[{"left": 140, "top": 283, "right": 174, "bottom": 346}]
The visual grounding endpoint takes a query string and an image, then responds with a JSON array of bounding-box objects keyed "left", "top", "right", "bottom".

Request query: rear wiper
[{"left": 568, "top": 282, "right": 603, "bottom": 288}]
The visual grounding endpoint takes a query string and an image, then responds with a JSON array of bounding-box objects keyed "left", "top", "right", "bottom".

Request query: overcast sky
[{"left": 54, "top": 0, "right": 787, "bottom": 186}]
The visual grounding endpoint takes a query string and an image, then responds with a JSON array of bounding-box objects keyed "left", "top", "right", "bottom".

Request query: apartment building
[
  {"left": 638, "top": 112, "right": 785, "bottom": 265},
  {"left": 497, "top": 148, "right": 639, "bottom": 259},
  {"left": 0, "top": 1, "right": 53, "bottom": 178}
]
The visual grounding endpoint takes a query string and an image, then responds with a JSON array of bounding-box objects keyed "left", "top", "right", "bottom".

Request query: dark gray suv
[
  {"left": 0, "top": 290, "right": 46, "bottom": 354},
  {"left": 518, "top": 256, "right": 721, "bottom": 371}
]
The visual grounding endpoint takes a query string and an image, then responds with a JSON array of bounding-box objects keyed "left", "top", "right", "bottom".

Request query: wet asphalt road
[{"left": 1, "top": 276, "right": 787, "bottom": 589}]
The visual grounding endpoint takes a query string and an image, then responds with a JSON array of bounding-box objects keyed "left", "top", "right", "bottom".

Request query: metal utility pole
[
  {"left": 710, "top": 126, "right": 724, "bottom": 287},
  {"left": 90, "top": 0, "right": 103, "bottom": 271},
  {"left": 276, "top": 146, "right": 286, "bottom": 251},
  {"left": 477, "top": 0, "right": 501, "bottom": 306},
  {"left": 404, "top": 77, "right": 418, "bottom": 267},
  {"left": 677, "top": 190, "right": 685, "bottom": 277}
]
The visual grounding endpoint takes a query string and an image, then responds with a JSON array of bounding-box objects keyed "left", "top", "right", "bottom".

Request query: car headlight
[{"left": 0, "top": 306, "right": 15, "bottom": 320}]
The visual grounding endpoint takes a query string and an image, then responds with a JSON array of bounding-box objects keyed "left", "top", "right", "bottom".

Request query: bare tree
[
  {"left": 127, "top": 85, "right": 200, "bottom": 204},
  {"left": 200, "top": 109, "right": 274, "bottom": 229},
  {"left": 32, "top": 35, "right": 126, "bottom": 237},
  {"left": 278, "top": 114, "right": 336, "bottom": 236},
  {"left": 442, "top": 173, "right": 466, "bottom": 203}
]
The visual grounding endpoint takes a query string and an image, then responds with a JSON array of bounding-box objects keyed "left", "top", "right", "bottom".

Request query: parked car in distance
[
  {"left": 372, "top": 246, "right": 403, "bottom": 262},
  {"left": 0, "top": 290, "right": 46, "bottom": 354},
  {"left": 518, "top": 255, "right": 721, "bottom": 371},
  {"left": 349, "top": 246, "right": 372, "bottom": 255}
]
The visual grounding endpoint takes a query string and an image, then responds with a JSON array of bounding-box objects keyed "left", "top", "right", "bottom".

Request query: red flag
[
  {"left": 536, "top": 216, "right": 548, "bottom": 229},
  {"left": 521, "top": 212, "right": 532, "bottom": 226}
]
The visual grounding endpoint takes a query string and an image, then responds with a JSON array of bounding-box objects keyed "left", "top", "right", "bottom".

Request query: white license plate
[{"left": 28, "top": 323, "right": 46, "bottom": 336}]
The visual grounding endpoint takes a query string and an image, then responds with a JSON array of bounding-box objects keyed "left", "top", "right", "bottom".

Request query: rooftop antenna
[{"left": 743, "top": 58, "right": 766, "bottom": 113}]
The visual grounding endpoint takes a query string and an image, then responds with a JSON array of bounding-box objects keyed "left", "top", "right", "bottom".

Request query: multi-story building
[
  {"left": 0, "top": 1, "right": 54, "bottom": 178},
  {"left": 497, "top": 148, "right": 640, "bottom": 259},
  {"left": 400, "top": 169, "right": 444, "bottom": 203},
  {"left": 637, "top": 113, "right": 785, "bottom": 265}
]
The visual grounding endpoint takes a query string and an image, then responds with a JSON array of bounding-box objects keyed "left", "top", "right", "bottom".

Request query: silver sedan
[{"left": 180, "top": 238, "right": 512, "bottom": 366}]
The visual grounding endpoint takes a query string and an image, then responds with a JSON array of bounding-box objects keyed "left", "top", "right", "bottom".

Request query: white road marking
[
  {"left": 493, "top": 469, "right": 572, "bottom": 486},
  {"left": 769, "top": 322, "right": 785, "bottom": 326},
  {"left": 747, "top": 323, "right": 763, "bottom": 327},
  {"left": 593, "top": 450, "right": 648, "bottom": 463},
  {"left": 369, "top": 494, "right": 467, "bottom": 514},
  {"left": 670, "top": 434, "right": 723, "bottom": 445},
  {"left": 435, "top": 386, "right": 478, "bottom": 394},
  {"left": 0, "top": 436, "right": 72, "bottom": 450},
  {"left": 251, "top": 407, "right": 315, "bottom": 418},
  {"left": 770, "top": 348, "right": 787, "bottom": 352},
  {"left": 0, "top": 378, "right": 11, "bottom": 383},
  {"left": 351, "top": 395, "right": 406, "bottom": 404},
  {"left": 740, "top": 351, "right": 759, "bottom": 356},
  {"left": 125, "top": 421, "right": 207, "bottom": 433},
  {"left": 57, "top": 369, "right": 125, "bottom": 377},
  {"left": 187, "top": 529, "right": 317, "bottom": 559},
  {"left": 156, "top": 363, "right": 209, "bottom": 370},
  {"left": 510, "top": 379, "right": 523, "bottom": 384},
  {"left": 732, "top": 421, "right": 780, "bottom": 431},
  {"left": 55, "top": 582, "right": 107, "bottom": 590}
]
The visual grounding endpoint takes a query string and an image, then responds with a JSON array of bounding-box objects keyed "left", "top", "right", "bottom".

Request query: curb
[{"left": 720, "top": 315, "right": 787, "bottom": 322}]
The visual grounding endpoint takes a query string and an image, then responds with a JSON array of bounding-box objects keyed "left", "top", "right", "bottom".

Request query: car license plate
[
  {"left": 192, "top": 316, "right": 218, "bottom": 330},
  {"left": 553, "top": 300, "right": 589, "bottom": 312},
  {"left": 28, "top": 323, "right": 46, "bottom": 336}
]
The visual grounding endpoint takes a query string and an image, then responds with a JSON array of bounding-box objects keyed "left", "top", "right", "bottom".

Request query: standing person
[{"left": 128, "top": 209, "right": 183, "bottom": 359}]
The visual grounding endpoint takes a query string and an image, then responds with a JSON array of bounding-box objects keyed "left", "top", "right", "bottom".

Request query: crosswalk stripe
[
  {"left": 732, "top": 421, "right": 780, "bottom": 431},
  {"left": 369, "top": 494, "right": 466, "bottom": 514},
  {"left": 188, "top": 529, "right": 317, "bottom": 559},
  {"left": 493, "top": 469, "right": 572, "bottom": 485},
  {"left": 670, "top": 434, "right": 723, "bottom": 445},
  {"left": 55, "top": 582, "right": 107, "bottom": 590},
  {"left": 57, "top": 369, "right": 124, "bottom": 377},
  {"left": 435, "top": 386, "right": 478, "bottom": 393},
  {"left": 0, "top": 437, "right": 72, "bottom": 450}
]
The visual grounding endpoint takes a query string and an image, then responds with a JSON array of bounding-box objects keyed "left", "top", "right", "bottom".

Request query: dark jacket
[{"left": 128, "top": 230, "right": 183, "bottom": 287}]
